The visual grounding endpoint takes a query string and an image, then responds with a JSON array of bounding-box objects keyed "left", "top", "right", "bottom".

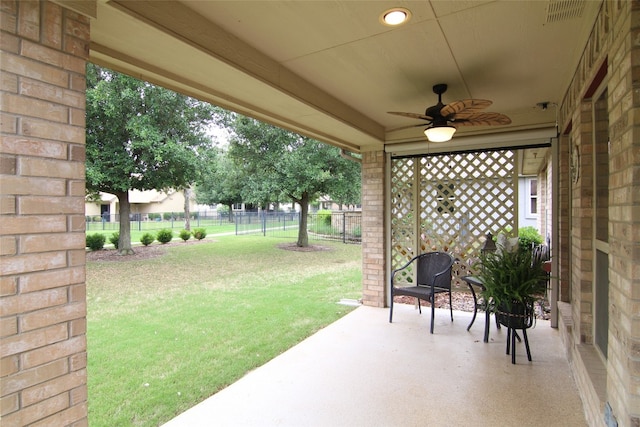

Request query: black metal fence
[{"left": 86, "top": 211, "right": 362, "bottom": 244}]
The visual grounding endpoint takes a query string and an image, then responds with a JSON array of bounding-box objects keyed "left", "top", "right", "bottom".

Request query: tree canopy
[
  {"left": 219, "top": 115, "right": 361, "bottom": 247},
  {"left": 85, "top": 64, "right": 217, "bottom": 254}
]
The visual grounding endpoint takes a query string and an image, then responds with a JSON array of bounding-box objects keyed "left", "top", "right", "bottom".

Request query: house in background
[{"left": 85, "top": 189, "right": 206, "bottom": 221}]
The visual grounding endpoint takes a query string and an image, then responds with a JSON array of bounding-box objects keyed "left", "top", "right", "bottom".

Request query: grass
[{"left": 86, "top": 235, "right": 362, "bottom": 426}]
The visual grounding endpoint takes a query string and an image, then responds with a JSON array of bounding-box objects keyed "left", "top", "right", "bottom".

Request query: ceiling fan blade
[
  {"left": 387, "top": 111, "right": 433, "bottom": 121},
  {"left": 388, "top": 123, "right": 428, "bottom": 132},
  {"left": 452, "top": 112, "right": 512, "bottom": 126},
  {"left": 440, "top": 99, "right": 492, "bottom": 117}
]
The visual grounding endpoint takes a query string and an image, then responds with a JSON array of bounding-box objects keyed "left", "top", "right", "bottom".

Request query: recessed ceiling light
[{"left": 380, "top": 8, "right": 411, "bottom": 26}]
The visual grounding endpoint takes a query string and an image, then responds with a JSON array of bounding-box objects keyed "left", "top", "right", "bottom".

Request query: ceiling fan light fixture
[
  {"left": 424, "top": 125, "right": 456, "bottom": 142},
  {"left": 381, "top": 8, "right": 411, "bottom": 26}
]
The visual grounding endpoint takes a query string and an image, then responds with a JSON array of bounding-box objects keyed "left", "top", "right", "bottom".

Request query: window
[{"left": 526, "top": 178, "right": 538, "bottom": 217}]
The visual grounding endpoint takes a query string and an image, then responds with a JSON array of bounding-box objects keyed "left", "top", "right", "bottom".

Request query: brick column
[
  {"left": 361, "top": 150, "right": 385, "bottom": 307},
  {"left": 1, "top": 2, "right": 89, "bottom": 425}
]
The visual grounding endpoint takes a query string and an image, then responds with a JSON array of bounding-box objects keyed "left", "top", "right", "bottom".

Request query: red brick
[
  {"left": 0, "top": 195, "right": 16, "bottom": 214},
  {"left": 69, "top": 384, "right": 86, "bottom": 405},
  {"left": 0, "top": 236, "right": 17, "bottom": 256},
  {"left": 0, "top": 357, "right": 68, "bottom": 396},
  {"left": 1, "top": 392, "right": 69, "bottom": 426},
  {"left": 21, "top": 116, "right": 84, "bottom": 144},
  {"left": 0, "top": 154, "right": 16, "bottom": 174},
  {"left": 18, "top": 157, "right": 85, "bottom": 180},
  {"left": 42, "top": 2, "right": 62, "bottom": 49},
  {"left": 69, "top": 352, "right": 86, "bottom": 372},
  {"left": 69, "top": 73, "right": 85, "bottom": 92},
  {"left": 68, "top": 180, "right": 85, "bottom": 197},
  {"left": 20, "top": 301, "right": 85, "bottom": 332},
  {"left": 0, "top": 392, "right": 19, "bottom": 416},
  {"left": 20, "top": 76, "right": 85, "bottom": 109},
  {"left": 0, "top": 68, "right": 18, "bottom": 92},
  {"left": 22, "top": 335, "right": 85, "bottom": 371},
  {"left": 0, "top": 112, "right": 19, "bottom": 134},
  {"left": 0, "top": 354, "right": 20, "bottom": 376},
  {"left": 0, "top": 251, "right": 67, "bottom": 276},
  {"left": 0, "top": 275, "right": 18, "bottom": 296},
  {"left": 69, "top": 318, "right": 86, "bottom": 337},
  {"left": 2, "top": 92, "right": 68, "bottom": 122},
  {"left": 69, "top": 144, "right": 85, "bottom": 162},
  {"left": 0, "top": 287, "right": 68, "bottom": 318},
  {"left": 0, "top": 2, "right": 17, "bottom": 34},
  {"left": 20, "top": 232, "right": 85, "bottom": 254},
  {"left": 69, "top": 284, "right": 85, "bottom": 303},
  {"left": 68, "top": 214, "right": 85, "bottom": 232},
  {"left": 0, "top": 52, "right": 68, "bottom": 88},
  {"left": 30, "top": 402, "right": 87, "bottom": 427},
  {"left": 69, "top": 107, "right": 85, "bottom": 126},
  {"left": 68, "top": 250, "right": 85, "bottom": 267},
  {"left": 1, "top": 175, "right": 66, "bottom": 196},
  {"left": 20, "top": 267, "right": 84, "bottom": 293},
  {"left": 0, "top": 315, "right": 17, "bottom": 338},
  {"left": 17, "top": 0, "right": 39, "bottom": 41},
  {"left": 18, "top": 195, "right": 84, "bottom": 215},
  {"left": 22, "top": 369, "right": 85, "bottom": 406},
  {"left": 0, "top": 135, "right": 67, "bottom": 159}
]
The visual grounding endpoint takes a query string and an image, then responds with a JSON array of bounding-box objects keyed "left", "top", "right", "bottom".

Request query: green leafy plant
[
  {"left": 317, "top": 209, "right": 332, "bottom": 226},
  {"left": 156, "top": 228, "right": 173, "bottom": 244},
  {"left": 140, "top": 233, "right": 155, "bottom": 246},
  {"left": 192, "top": 228, "right": 207, "bottom": 240},
  {"left": 518, "top": 226, "right": 543, "bottom": 251},
  {"left": 478, "top": 244, "right": 548, "bottom": 312},
  {"left": 109, "top": 232, "right": 119, "bottom": 249},
  {"left": 179, "top": 229, "right": 191, "bottom": 241},
  {"left": 86, "top": 233, "right": 106, "bottom": 251}
]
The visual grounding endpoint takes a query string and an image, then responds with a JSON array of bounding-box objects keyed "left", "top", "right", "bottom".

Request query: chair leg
[
  {"left": 389, "top": 296, "right": 394, "bottom": 323},
  {"left": 417, "top": 298, "right": 422, "bottom": 314},
  {"left": 448, "top": 291, "right": 453, "bottom": 322},
  {"left": 506, "top": 327, "right": 511, "bottom": 355},
  {"left": 511, "top": 329, "right": 517, "bottom": 364},
  {"left": 430, "top": 296, "right": 435, "bottom": 334},
  {"left": 523, "top": 329, "right": 532, "bottom": 361}
]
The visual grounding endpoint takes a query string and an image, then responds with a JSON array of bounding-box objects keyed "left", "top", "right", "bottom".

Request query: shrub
[
  {"left": 317, "top": 209, "right": 332, "bottom": 226},
  {"left": 163, "top": 212, "right": 173, "bottom": 221},
  {"left": 179, "top": 229, "right": 191, "bottom": 241},
  {"left": 192, "top": 228, "right": 207, "bottom": 240},
  {"left": 156, "top": 228, "right": 173, "bottom": 244},
  {"left": 86, "top": 233, "right": 106, "bottom": 251},
  {"left": 109, "top": 232, "right": 119, "bottom": 249},
  {"left": 140, "top": 233, "right": 155, "bottom": 246},
  {"left": 518, "top": 226, "right": 543, "bottom": 251},
  {"left": 148, "top": 213, "right": 160, "bottom": 221}
]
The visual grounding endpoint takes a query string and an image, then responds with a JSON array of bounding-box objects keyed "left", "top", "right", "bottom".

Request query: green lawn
[{"left": 86, "top": 235, "right": 362, "bottom": 426}]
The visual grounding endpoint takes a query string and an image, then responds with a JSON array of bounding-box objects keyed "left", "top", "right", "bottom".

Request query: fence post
[{"left": 343, "top": 212, "right": 346, "bottom": 244}]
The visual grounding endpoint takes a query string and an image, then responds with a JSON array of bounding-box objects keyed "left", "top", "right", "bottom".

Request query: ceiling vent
[{"left": 545, "top": 0, "right": 585, "bottom": 23}]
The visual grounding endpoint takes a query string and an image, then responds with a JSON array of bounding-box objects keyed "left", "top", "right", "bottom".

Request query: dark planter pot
[{"left": 496, "top": 300, "right": 534, "bottom": 330}]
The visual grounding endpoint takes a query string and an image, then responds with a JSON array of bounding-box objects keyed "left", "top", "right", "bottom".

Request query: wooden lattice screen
[{"left": 390, "top": 150, "right": 517, "bottom": 287}]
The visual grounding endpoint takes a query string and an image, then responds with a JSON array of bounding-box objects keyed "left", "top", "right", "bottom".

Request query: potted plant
[{"left": 477, "top": 238, "right": 548, "bottom": 330}]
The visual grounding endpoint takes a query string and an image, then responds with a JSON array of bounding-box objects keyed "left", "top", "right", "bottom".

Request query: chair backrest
[{"left": 415, "top": 252, "right": 454, "bottom": 289}]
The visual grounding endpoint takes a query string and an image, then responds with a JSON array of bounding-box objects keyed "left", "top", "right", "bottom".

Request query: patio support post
[{"left": 360, "top": 150, "right": 386, "bottom": 307}]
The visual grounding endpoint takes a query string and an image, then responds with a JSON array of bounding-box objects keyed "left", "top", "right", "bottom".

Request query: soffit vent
[{"left": 545, "top": 0, "right": 585, "bottom": 23}]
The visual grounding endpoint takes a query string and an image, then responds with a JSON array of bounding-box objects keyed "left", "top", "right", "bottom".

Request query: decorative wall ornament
[{"left": 571, "top": 143, "right": 580, "bottom": 184}]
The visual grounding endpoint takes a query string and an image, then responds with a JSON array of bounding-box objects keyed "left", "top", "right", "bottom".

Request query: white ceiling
[{"left": 89, "top": 0, "right": 602, "bottom": 167}]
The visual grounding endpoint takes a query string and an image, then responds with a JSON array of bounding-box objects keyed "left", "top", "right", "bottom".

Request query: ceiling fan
[{"left": 387, "top": 83, "right": 511, "bottom": 142}]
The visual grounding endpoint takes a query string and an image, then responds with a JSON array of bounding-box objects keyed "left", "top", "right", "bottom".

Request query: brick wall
[
  {"left": 556, "top": 1, "right": 640, "bottom": 426},
  {"left": 360, "top": 150, "right": 385, "bottom": 307},
  {"left": 0, "top": 1, "right": 89, "bottom": 425}
]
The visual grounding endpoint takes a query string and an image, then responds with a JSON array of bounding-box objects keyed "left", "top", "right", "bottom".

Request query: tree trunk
[
  {"left": 297, "top": 192, "right": 309, "bottom": 247},
  {"left": 184, "top": 187, "right": 191, "bottom": 231},
  {"left": 227, "top": 203, "right": 234, "bottom": 222},
  {"left": 115, "top": 190, "right": 135, "bottom": 255}
]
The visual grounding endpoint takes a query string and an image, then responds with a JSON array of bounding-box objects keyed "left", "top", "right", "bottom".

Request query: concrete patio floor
[{"left": 163, "top": 304, "right": 587, "bottom": 427}]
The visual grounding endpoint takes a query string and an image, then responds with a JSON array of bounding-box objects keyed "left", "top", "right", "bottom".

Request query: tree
[
  {"left": 195, "top": 149, "right": 244, "bottom": 222},
  {"left": 222, "top": 115, "right": 361, "bottom": 247},
  {"left": 85, "top": 64, "right": 217, "bottom": 254}
]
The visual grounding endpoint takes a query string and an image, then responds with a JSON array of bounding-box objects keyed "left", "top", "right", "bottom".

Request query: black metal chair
[{"left": 389, "top": 252, "right": 455, "bottom": 334}]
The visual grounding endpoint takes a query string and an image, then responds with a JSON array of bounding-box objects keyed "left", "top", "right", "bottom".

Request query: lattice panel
[{"left": 391, "top": 150, "right": 517, "bottom": 286}]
